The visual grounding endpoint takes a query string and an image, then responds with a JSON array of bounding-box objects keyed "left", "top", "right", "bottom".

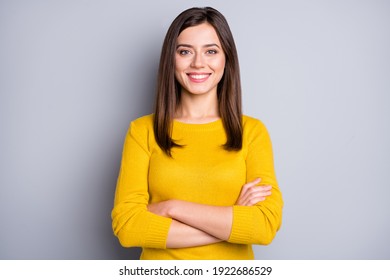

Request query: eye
[
  {"left": 178, "top": 49, "right": 191, "bottom": 55},
  {"left": 206, "top": 49, "right": 218, "bottom": 55}
]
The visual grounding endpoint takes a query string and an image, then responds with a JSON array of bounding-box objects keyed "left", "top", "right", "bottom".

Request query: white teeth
[{"left": 190, "top": 74, "right": 208, "bottom": 79}]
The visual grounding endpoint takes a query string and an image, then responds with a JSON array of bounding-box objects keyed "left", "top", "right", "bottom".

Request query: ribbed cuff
[
  {"left": 228, "top": 206, "right": 254, "bottom": 244},
  {"left": 144, "top": 214, "right": 172, "bottom": 249}
]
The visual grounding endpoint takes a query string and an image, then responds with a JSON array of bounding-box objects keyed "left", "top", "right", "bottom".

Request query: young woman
[{"left": 111, "top": 7, "right": 283, "bottom": 260}]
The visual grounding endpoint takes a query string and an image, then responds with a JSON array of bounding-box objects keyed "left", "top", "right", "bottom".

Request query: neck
[{"left": 175, "top": 90, "right": 220, "bottom": 124}]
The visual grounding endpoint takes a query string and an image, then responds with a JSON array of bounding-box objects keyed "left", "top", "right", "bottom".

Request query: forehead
[{"left": 177, "top": 23, "right": 221, "bottom": 45}]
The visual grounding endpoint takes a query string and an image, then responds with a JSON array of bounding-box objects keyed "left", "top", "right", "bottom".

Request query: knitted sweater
[{"left": 111, "top": 114, "right": 283, "bottom": 259}]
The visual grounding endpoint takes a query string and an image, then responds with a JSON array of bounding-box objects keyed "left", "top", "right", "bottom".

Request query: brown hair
[{"left": 154, "top": 7, "right": 242, "bottom": 156}]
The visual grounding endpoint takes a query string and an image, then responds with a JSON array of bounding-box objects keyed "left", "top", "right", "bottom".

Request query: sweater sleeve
[
  {"left": 228, "top": 119, "right": 283, "bottom": 245},
  {"left": 111, "top": 120, "right": 172, "bottom": 248}
]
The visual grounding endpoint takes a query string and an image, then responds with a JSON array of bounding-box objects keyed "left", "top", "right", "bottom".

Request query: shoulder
[
  {"left": 130, "top": 114, "right": 154, "bottom": 132},
  {"left": 124, "top": 114, "right": 155, "bottom": 153},
  {"left": 127, "top": 114, "right": 155, "bottom": 141},
  {"left": 242, "top": 115, "right": 268, "bottom": 131},
  {"left": 242, "top": 115, "right": 271, "bottom": 142},
  {"left": 131, "top": 114, "right": 154, "bottom": 127}
]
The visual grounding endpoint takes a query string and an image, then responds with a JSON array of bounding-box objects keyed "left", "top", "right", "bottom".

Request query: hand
[
  {"left": 147, "top": 200, "right": 173, "bottom": 218},
  {"left": 235, "top": 178, "right": 272, "bottom": 206}
]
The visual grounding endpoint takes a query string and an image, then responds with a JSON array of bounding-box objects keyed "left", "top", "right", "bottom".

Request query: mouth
[{"left": 187, "top": 73, "right": 211, "bottom": 83}]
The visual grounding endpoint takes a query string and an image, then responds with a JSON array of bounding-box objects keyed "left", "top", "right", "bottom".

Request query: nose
[{"left": 191, "top": 53, "right": 205, "bottom": 68}]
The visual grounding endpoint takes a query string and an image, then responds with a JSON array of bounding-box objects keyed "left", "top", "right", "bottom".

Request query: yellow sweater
[{"left": 112, "top": 114, "right": 283, "bottom": 259}]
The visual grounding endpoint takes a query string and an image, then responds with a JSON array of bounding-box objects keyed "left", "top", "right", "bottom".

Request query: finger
[
  {"left": 236, "top": 180, "right": 271, "bottom": 206},
  {"left": 257, "top": 186, "right": 272, "bottom": 196},
  {"left": 251, "top": 177, "right": 261, "bottom": 184},
  {"left": 253, "top": 188, "right": 272, "bottom": 199},
  {"left": 241, "top": 178, "right": 261, "bottom": 192},
  {"left": 243, "top": 195, "right": 265, "bottom": 206},
  {"left": 261, "top": 185, "right": 272, "bottom": 191},
  {"left": 240, "top": 179, "right": 262, "bottom": 200},
  {"left": 244, "top": 193, "right": 272, "bottom": 206},
  {"left": 241, "top": 185, "right": 271, "bottom": 200},
  {"left": 240, "top": 188, "right": 272, "bottom": 206}
]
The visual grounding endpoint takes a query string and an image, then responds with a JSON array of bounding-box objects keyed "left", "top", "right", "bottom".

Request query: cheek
[
  {"left": 174, "top": 61, "right": 183, "bottom": 80},
  {"left": 211, "top": 57, "right": 226, "bottom": 73},
  {"left": 175, "top": 55, "right": 188, "bottom": 71},
  {"left": 213, "top": 61, "right": 226, "bottom": 78},
  {"left": 174, "top": 65, "right": 186, "bottom": 86},
  {"left": 174, "top": 64, "right": 185, "bottom": 77},
  {"left": 174, "top": 71, "right": 182, "bottom": 85}
]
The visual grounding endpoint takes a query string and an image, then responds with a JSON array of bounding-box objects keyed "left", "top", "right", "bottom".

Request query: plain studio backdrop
[{"left": 0, "top": 0, "right": 389, "bottom": 260}]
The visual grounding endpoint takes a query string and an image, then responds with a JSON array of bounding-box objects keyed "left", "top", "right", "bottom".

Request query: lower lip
[{"left": 187, "top": 74, "right": 210, "bottom": 83}]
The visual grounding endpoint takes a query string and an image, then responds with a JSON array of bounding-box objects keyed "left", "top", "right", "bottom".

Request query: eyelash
[
  {"left": 177, "top": 49, "right": 218, "bottom": 56},
  {"left": 178, "top": 49, "right": 191, "bottom": 55},
  {"left": 206, "top": 49, "right": 218, "bottom": 55}
]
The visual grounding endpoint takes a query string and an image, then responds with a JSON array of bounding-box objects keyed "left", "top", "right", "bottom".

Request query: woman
[{"left": 111, "top": 7, "right": 283, "bottom": 260}]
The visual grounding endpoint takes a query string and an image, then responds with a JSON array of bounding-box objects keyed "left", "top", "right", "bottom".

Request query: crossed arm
[
  {"left": 148, "top": 178, "right": 272, "bottom": 248},
  {"left": 112, "top": 118, "right": 283, "bottom": 249}
]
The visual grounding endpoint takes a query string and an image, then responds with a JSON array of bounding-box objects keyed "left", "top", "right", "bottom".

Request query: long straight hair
[{"left": 154, "top": 7, "right": 243, "bottom": 156}]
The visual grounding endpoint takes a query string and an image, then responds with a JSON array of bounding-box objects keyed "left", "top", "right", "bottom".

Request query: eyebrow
[{"left": 176, "top": 43, "right": 221, "bottom": 49}]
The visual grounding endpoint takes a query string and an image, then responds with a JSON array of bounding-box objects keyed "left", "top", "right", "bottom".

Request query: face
[{"left": 175, "top": 23, "right": 226, "bottom": 97}]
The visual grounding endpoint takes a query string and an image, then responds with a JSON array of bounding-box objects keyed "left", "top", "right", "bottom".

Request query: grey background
[{"left": 1, "top": 0, "right": 389, "bottom": 259}]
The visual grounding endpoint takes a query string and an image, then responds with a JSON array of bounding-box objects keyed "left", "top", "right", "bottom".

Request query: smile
[{"left": 187, "top": 73, "right": 211, "bottom": 82}]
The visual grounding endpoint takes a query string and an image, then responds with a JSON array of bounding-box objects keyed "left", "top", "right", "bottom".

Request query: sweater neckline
[{"left": 173, "top": 118, "right": 223, "bottom": 131}]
